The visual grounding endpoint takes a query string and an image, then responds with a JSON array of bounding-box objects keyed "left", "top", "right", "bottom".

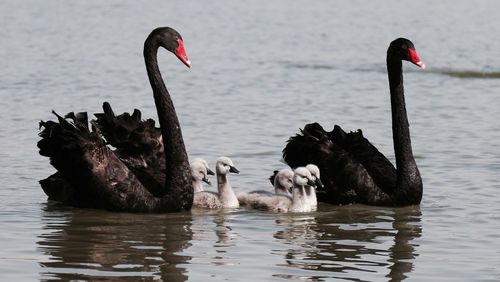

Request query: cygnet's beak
[
  {"left": 229, "top": 166, "right": 240, "bottom": 174},
  {"left": 307, "top": 179, "right": 316, "bottom": 187},
  {"left": 207, "top": 168, "right": 215, "bottom": 176},
  {"left": 202, "top": 176, "right": 211, "bottom": 185},
  {"left": 316, "top": 178, "right": 324, "bottom": 188}
]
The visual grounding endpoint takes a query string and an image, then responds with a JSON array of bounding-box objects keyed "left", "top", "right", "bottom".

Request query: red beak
[
  {"left": 408, "top": 48, "right": 425, "bottom": 69},
  {"left": 174, "top": 38, "right": 191, "bottom": 68}
]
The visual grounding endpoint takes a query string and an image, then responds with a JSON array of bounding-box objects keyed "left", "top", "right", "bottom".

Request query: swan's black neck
[
  {"left": 387, "top": 55, "right": 422, "bottom": 200},
  {"left": 144, "top": 36, "right": 192, "bottom": 208}
]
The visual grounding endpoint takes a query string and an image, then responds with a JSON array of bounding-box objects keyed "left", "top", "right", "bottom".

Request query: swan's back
[
  {"left": 238, "top": 193, "right": 293, "bottom": 212},
  {"left": 237, "top": 190, "right": 272, "bottom": 206},
  {"left": 239, "top": 168, "right": 293, "bottom": 207},
  {"left": 252, "top": 194, "right": 293, "bottom": 212},
  {"left": 193, "top": 191, "right": 222, "bottom": 209}
]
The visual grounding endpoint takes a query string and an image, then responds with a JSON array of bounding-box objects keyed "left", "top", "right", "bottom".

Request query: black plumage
[
  {"left": 38, "top": 27, "right": 193, "bottom": 212},
  {"left": 282, "top": 38, "right": 424, "bottom": 206}
]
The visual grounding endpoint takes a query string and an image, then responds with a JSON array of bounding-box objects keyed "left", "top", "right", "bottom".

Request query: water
[{"left": 1, "top": 0, "right": 500, "bottom": 280}]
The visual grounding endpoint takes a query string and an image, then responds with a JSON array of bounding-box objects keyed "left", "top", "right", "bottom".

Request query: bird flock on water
[{"left": 38, "top": 27, "right": 424, "bottom": 213}]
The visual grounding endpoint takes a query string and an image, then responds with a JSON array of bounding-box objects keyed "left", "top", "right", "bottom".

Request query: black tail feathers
[
  {"left": 93, "top": 102, "right": 162, "bottom": 157},
  {"left": 268, "top": 170, "right": 279, "bottom": 186},
  {"left": 38, "top": 110, "right": 105, "bottom": 168}
]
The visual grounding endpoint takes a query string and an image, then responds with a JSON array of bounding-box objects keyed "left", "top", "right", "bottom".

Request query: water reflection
[
  {"left": 37, "top": 202, "right": 421, "bottom": 281},
  {"left": 214, "top": 211, "right": 236, "bottom": 248},
  {"left": 190, "top": 208, "right": 238, "bottom": 249},
  {"left": 37, "top": 203, "right": 193, "bottom": 281},
  {"left": 188, "top": 208, "right": 242, "bottom": 268},
  {"left": 273, "top": 205, "right": 422, "bottom": 281}
]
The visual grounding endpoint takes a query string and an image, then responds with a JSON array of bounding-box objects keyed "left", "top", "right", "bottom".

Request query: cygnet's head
[
  {"left": 275, "top": 169, "right": 294, "bottom": 192},
  {"left": 191, "top": 159, "right": 211, "bottom": 185},
  {"left": 293, "top": 167, "right": 316, "bottom": 187},
  {"left": 192, "top": 158, "right": 215, "bottom": 176},
  {"left": 306, "top": 164, "right": 324, "bottom": 188},
  {"left": 216, "top": 156, "right": 240, "bottom": 175}
]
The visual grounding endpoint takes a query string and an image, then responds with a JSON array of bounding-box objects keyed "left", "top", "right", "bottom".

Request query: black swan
[
  {"left": 38, "top": 27, "right": 194, "bottom": 212},
  {"left": 282, "top": 38, "right": 424, "bottom": 206}
]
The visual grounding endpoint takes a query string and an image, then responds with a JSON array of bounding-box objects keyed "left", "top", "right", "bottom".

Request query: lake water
[{"left": 1, "top": 0, "right": 500, "bottom": 281}]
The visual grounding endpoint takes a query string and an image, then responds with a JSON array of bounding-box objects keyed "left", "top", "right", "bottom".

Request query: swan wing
[
  {"left": 193, "top": 191, "right": 222, "bottom": 208},
  {"left": 94, "top": 102, "right": 168, "bottom": 197},
  {"left": 268, "top": 170, "right": 279, "bottom": 186},
  {"left": 93, "top": 102, "right": 163, "bottom": 159},
  {"left": 38, "top": 111, "right": 161, "bottom": 211},
  {"left": 282, "top": 122, "right": 395, "bottom": 204},
  {"left": 331, "top": 125, "right": 397, "bottom": 194}
]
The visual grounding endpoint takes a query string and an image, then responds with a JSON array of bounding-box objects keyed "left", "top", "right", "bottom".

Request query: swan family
[{"left": 38, "top": 27, "right": 425, "bottom": 213}]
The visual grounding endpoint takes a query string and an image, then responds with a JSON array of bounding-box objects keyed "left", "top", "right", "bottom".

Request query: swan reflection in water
[
  {"left": 37, "top": 203, "right": 193, "bottom": 281},
  {"left": 272, "top": 205, "right": 422, "bottom": 281},
  {"left": 38, "top": 202, "right": 421, "bottom": 281},
  {"left": 190, "top": 208, "right": 240, "bottom": 267}
]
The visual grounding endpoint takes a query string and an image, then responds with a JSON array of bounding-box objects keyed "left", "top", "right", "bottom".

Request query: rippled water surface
[{"left": 1, "top": 0, "right": 500, "bottom": 281}]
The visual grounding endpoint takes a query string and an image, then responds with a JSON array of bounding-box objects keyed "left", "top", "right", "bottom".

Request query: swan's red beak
[
  {"left": 408, "top": 48, "right": 425, "bottom": 69},
  {"left": 175, "top": 38, "right": 191, "bottom": 68}
]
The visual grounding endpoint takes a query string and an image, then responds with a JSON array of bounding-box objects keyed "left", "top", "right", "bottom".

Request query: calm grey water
[{"left": 1, "top": 0, "right": 500, "bottom": 281}]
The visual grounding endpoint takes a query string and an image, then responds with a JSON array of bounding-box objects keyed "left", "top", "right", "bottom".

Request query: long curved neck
[
  {"left": 217, "top": 173, "right": 228, "bottom": 192},
  {"left": 144, "top": 37, "right": 192, "bottom": 207},
  {"left": 291, "top": 185, "right": 309, "bottom": 211},
  {"left": 192, "top": 179, "right": 204, "bottom": 193},
  {"left": 387, "top": 55, "right": 422, "bottom": 193},
  {"left": 217, "top": 173, "right": 238, "bottom": 207}
]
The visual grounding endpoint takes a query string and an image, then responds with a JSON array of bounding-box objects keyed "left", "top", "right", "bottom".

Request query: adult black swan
[
  {"left": 38, "top": 27, "right": 193, "bottom": 212},
  {"left": 282, "top": 38, "right": 425, "bottom": 206}
]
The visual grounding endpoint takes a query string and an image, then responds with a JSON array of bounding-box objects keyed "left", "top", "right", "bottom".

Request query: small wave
[
  {"left": 434, "top": 69, "right": 500, "bottom": 79},
  {"left": 280, "top": 61, "right": 336, "bottom": 70},
  {"left": 280, "top": 62, "right": 500, "bottom": 80}
]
